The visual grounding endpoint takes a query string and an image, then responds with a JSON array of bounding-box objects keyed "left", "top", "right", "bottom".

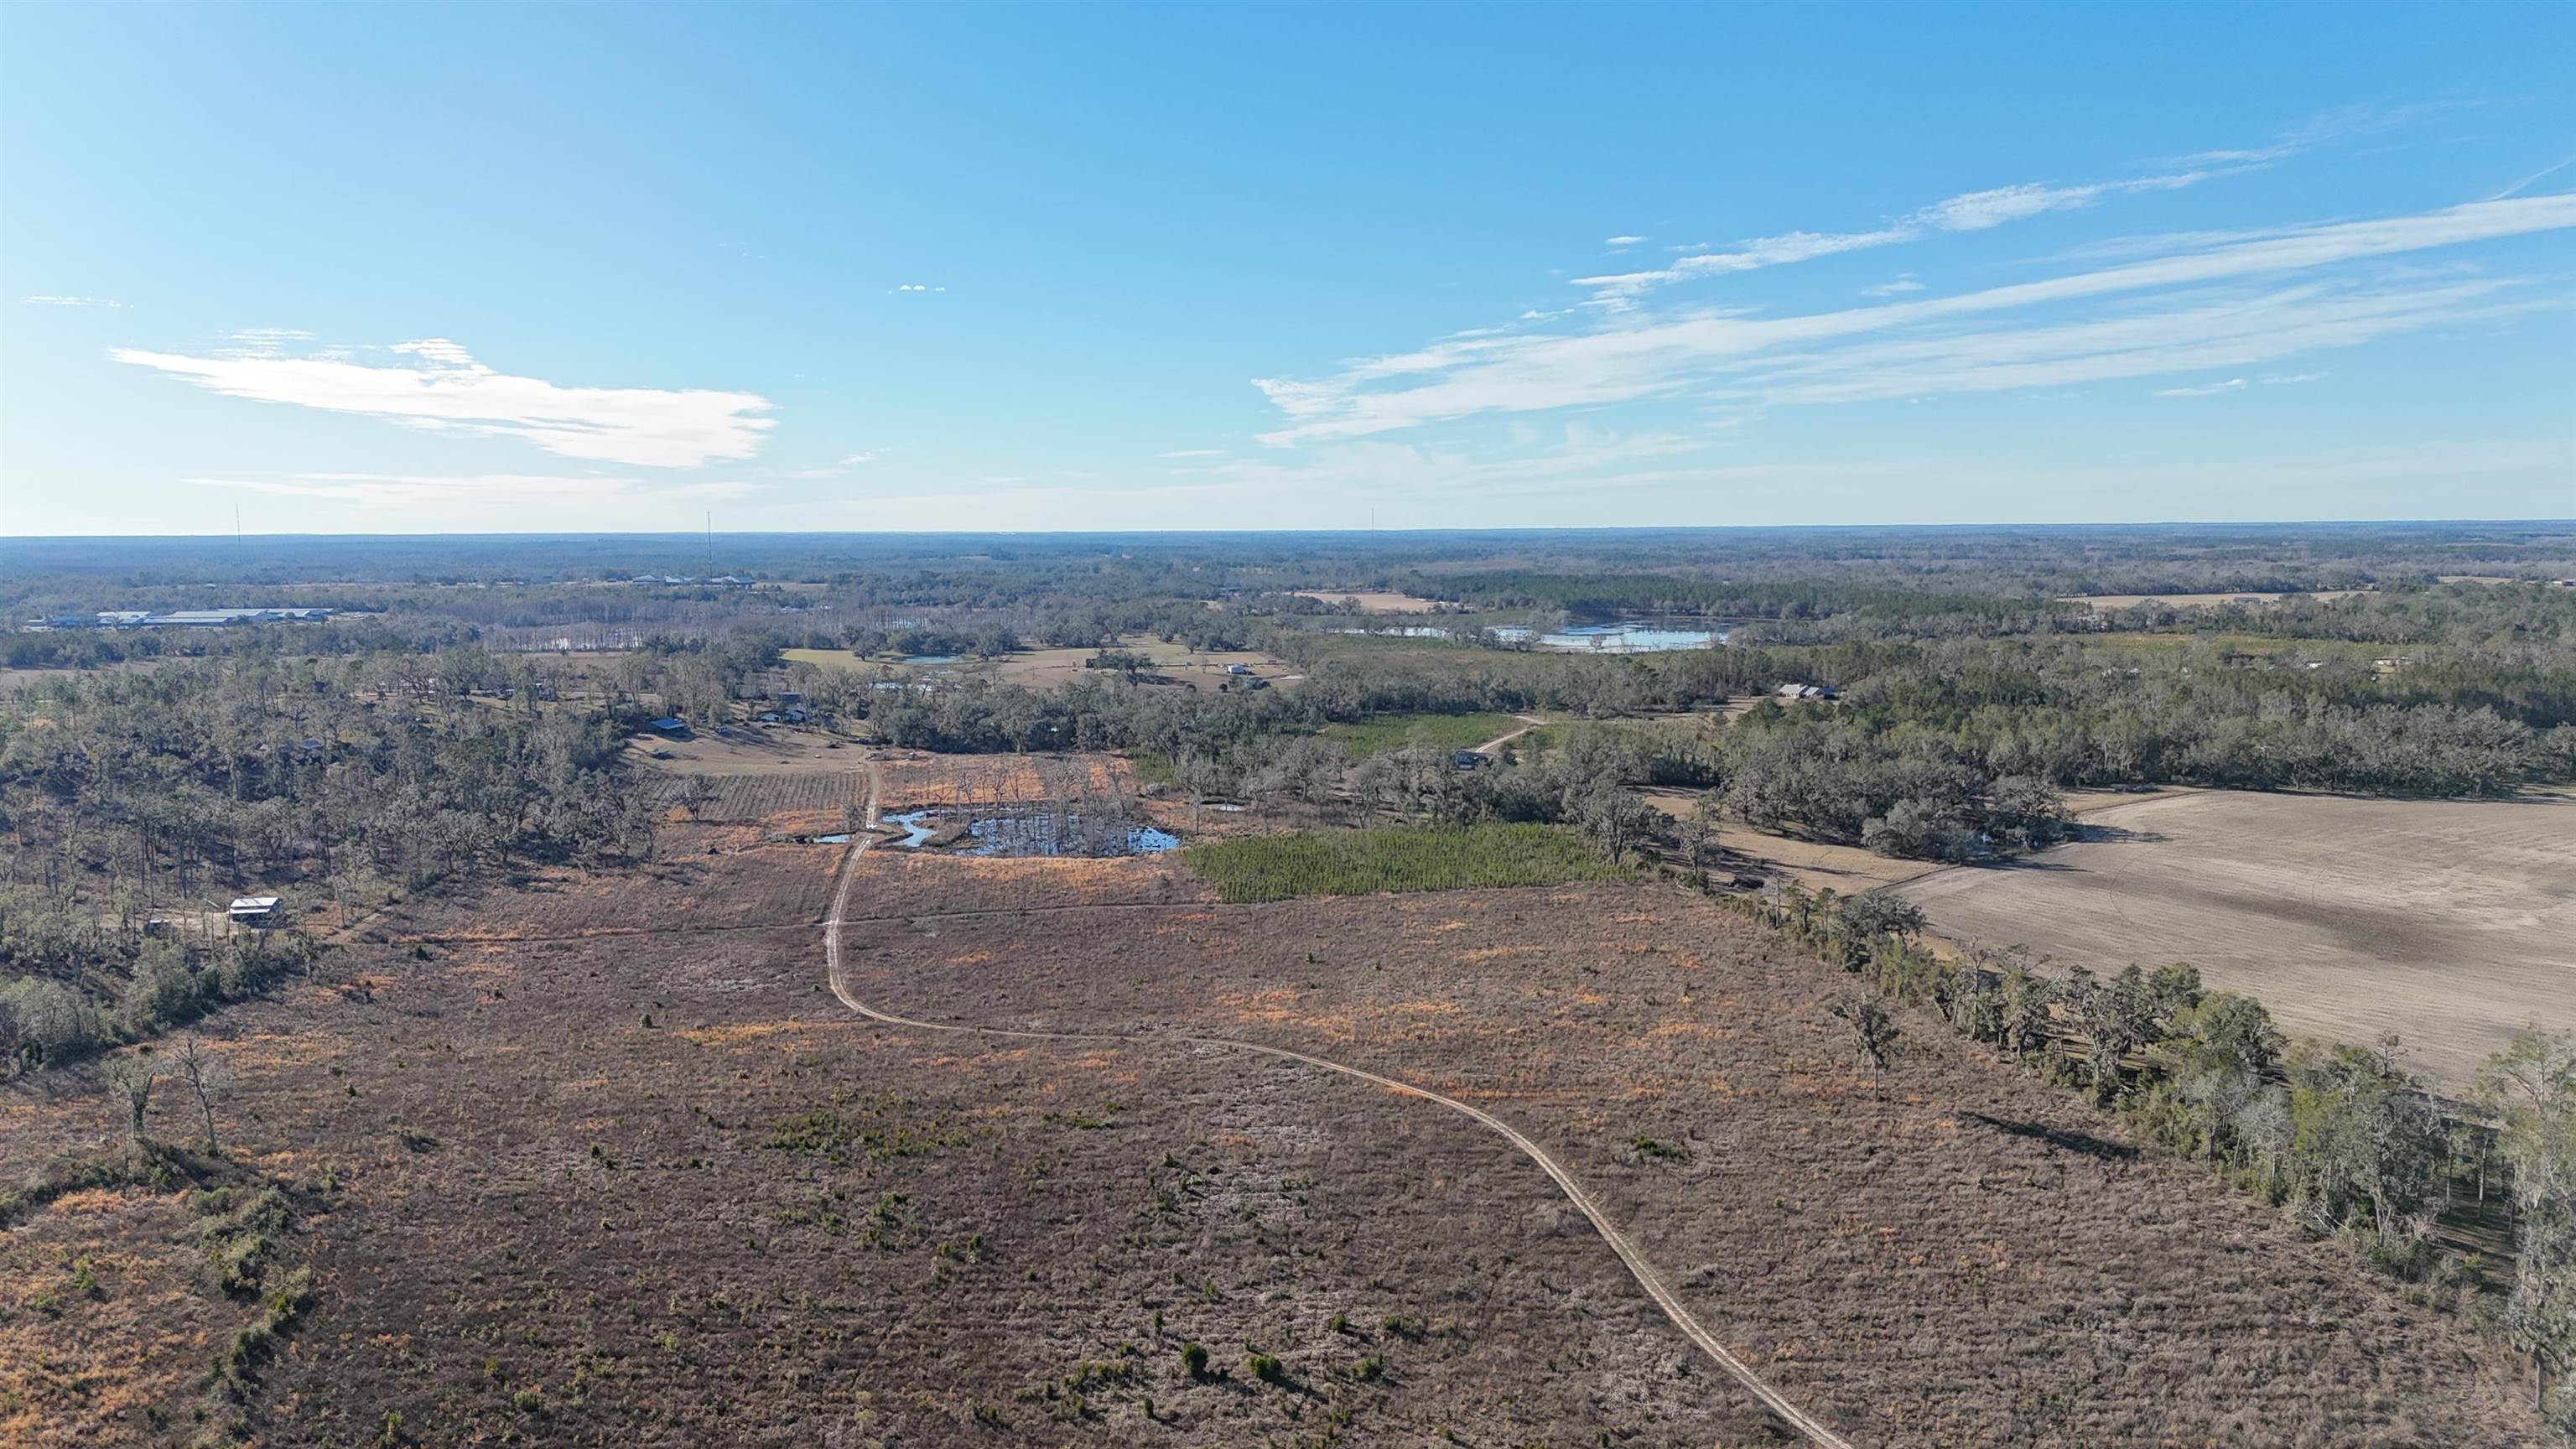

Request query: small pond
[
  {"left": 967, "top": 813, "right": 1177, "bottom": 857},
  {"left": 1490, "top": 617, "right": 1732, "bottom": 652},
  {"left": 881, "top": 809, "right": 941, "bottom": 848},
  {"left": 875, "top": 807, "right": 1176, "bottom": 857}
]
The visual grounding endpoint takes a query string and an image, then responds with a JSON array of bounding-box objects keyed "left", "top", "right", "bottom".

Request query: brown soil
[{"left": 1903, "top": 788, "right": 2576, "bottom": 1089}]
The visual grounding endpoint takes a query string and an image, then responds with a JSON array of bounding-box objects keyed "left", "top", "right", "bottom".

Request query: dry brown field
[
  {"left": 4, "top": 839, "right": 1774, "bottom": 1445},
  {"left": 5, "top": 771, "right": 2550, "bottom": 1447},
  {"left": 1645, "top": 786, "right": 2163, "bottom": 895},
  {"left": 1902, "top": 789, "right": 2576, "bottom": 1089},
  {"left": 839, "top": 868, "right": 2544, "bottom": 1446},
  {"left": 1288, "top": 590, "right": 1447, "bottom": 614},
  {"left": 783, "top": 637, "right": 1296, "bottom": 693},
  {"left": 624, "top": 725, "right": 863, "bottom": 776}
]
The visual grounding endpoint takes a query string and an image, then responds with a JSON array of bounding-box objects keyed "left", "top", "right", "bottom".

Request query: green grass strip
[{"left": 1184, "top": 823, "right": 1628, "bottom": 902}]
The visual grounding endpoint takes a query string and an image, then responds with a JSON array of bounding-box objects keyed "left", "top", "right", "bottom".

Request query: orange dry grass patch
[
  {"left": 0, "top": 1191, "right": 240, "bottom": 1449},
  {"left": 874, "top": 751, "right": 1130, "bottom": 806},
  {"left": 673, "top": 1021, "right": 861, "bottom": 1047},
  {"left": 210, "top": 1030, "right": 347, "bottom": 1073}
]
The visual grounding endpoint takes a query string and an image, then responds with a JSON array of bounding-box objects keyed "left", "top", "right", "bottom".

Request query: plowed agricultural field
[{"left": 1903, "top": 789, "right": 2576, "bottom": 1088}]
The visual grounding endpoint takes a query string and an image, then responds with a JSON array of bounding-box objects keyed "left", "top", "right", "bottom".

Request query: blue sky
[{"left": 3, "top": 3, "right": 2569, "bottom": 535}]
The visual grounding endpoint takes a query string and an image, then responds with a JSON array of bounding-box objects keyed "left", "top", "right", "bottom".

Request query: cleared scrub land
[
  {"left": 1903, "top": 789, "right": 2576, "bottom": 1090},
  {"left": 1187, "top": 823, "right": 1627, "bottom": 901}
]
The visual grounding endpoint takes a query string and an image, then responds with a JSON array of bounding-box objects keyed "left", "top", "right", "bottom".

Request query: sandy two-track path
[{"left": 821, "top": 757, "right": 1856, "bottom": 1448}]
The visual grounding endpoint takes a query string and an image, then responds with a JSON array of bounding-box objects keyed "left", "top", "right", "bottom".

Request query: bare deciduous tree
[
  {"left": 173, "top": 1034, "right": 228, "bottom": 1154},
  {"left": 100, "top": 1053, "right": 160, "bottom": 1165}
]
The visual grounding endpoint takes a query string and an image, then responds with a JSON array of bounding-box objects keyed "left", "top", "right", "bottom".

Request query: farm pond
[
  {"left": 864, "top": 807, "right": 1178, "bottom": 857},
  {"left": 1491, "top": 617, "right": 1733, "bottom": 652}
]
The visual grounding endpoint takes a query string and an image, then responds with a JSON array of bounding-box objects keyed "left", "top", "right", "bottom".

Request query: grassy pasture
[
  {"left": 1321, "top": 710, "right": 1528, "bottom": 758},
  {"left": 1185, "top": 823, "right": 1627, "bottom": 901}
]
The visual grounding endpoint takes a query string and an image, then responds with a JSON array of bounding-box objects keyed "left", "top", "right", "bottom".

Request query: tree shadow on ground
[{"left": 1962, "top": 1110, "right": 2138, "bottom": 1161}]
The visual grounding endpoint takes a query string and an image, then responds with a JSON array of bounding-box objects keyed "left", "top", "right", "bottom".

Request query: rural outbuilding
[{"left": 228, "top": 896, "right": 283, "bottom": 927}]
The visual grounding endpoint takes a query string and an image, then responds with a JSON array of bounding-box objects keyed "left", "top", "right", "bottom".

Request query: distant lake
[{"left": 1491, "top": 617, "right": 1732, "bottom": 652}]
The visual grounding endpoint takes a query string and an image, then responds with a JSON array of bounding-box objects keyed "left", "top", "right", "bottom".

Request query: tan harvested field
[
  {"left": 870, "top": 750, "right": 1132, "bottom": 808},
  {"left": 1903, "top": 789, "right": 2576, "bottom": 1089},
  {"left": 1647, "top": 786, "right": 2168, "bottom": 894},
  {"left": 2057, "top": 589, "right": 2366, "bottom": 609},
  {"left": 784, "top": 636, "right": 1296, "bottom": 692},
  {"left": 1290, "top": 589, "right": 1447, "bottom": 613},
  {"left": 625, "top": 724, "right": 861, "bottom": 776}
]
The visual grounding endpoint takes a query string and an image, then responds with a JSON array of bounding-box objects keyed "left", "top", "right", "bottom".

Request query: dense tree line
[{"left": 0, "top": 654, "right": 653, "bottom": 1072}]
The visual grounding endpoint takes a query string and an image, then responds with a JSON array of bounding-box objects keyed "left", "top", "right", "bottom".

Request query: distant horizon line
[{"left": 8, "top": 517, "right": 2574, "bottom": 544}]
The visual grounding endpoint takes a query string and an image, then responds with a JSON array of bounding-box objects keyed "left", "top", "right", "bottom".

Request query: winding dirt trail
[
  {"left": 820, "top": 757, "right": 1855, "bottom": 1448},
  {"left": 1469, "top": 712, "right": 1549, "bottom": 756}
]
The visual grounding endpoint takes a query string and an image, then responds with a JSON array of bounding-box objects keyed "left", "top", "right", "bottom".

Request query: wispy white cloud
[
  {"left": 1574, "top": 167, "right": 2231, "bottom": 305},
  {"left": 1159, "top": 448, "right": 1227, "bottom": 458},
  {"left": 892, "top": 283, "right": 947, "bottom": 293},
  {"left": 2493, "top": 154, "right": 2576, "bottom": 201},
  {"left": 24, "top": 294, "right": 127, "bottom": 309},
  {"left": 185, "top": 470, "right": 760, "bottom": 506},
  {"left": 2162, "top": 101, "right": 2478, "bottom": 171},
  {"left": 114, "top": 338, "right": 776, "bottom": 467},
  {"left": 2157, "top": 370, "right": 2328, "bottom": 397},
  {"left": 1604, "top": 235, "right": 1646, "bottom": 247},
  {"left": 1862, "top": 274, "right": 1925, "bottom": 297},
  {"left": 1256, "top": 193, "right": 2576, "bottom": 444},
  {"left": 771, "top": 450, "right": 881, "bottom": 480}
]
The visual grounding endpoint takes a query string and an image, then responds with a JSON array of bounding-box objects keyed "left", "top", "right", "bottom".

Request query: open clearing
[
  {"left": 1903, "top": 789, "right": 2576, "bottom": 1089},
  {"left": 839, "top": 850, "right": 2541, "bottom": 1445},
  {"left": 2056, "top": 590, "right": 2368, "bottom": 609},
  {"left": 1644, "top": 786, "right": 2162, "bottom": 894},
  {"left": 7, "top": 759, "right": 2550, "bottom": 1446},
  {"left": 1290, "top": 589, "right": 1447, "bottom": 613},
  {"left": 785, "top": 636, "right": 1295, "bottom": 691}
]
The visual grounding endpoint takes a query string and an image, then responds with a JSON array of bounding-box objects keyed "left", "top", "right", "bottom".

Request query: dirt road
[
  {"left": 1470, "top": 713, "right": 1548, "bottom": 756},
  {"left": 822, "top": 757, "right": 1856, "bottom": 1448}
]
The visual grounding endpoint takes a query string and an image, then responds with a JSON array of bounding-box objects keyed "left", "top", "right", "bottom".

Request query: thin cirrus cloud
[
  {"left": 1574, "top": 169, "right": 2225, "bottom": 305},
  {"left": 2156, "top": 371, "right": 2326, "bottom": 398},
  {"left": 180, "top": 472, "right": 767, "bottom": 510},
  {"left": 1253, "top": 192, "right": 2576, "bottom": 444},
  {"left": 24, "top": 294, "right": 127, "bottom": 308},
  {"left": 112, "top": 338, "right": 776, "bottom": 467}
]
